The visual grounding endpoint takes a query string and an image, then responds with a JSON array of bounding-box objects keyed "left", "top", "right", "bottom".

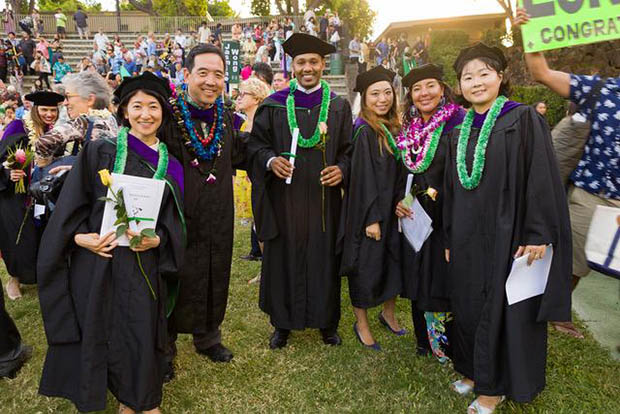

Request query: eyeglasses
[
  {"left": 237, "top": 92, "right": 254, "bottom": 99},
  {"left": 64, "top": 93, "right": 81, "bottom": 99}
]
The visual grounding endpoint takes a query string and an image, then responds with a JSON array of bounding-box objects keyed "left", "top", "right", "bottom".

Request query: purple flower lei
[{"left": 396, "top": 103, "right": 459, "bottom": 173}]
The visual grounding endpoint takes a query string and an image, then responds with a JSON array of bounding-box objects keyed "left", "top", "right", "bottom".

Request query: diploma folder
[
  {"left": 100, "top": 173, "right": 166, "bottom": 247},
  {"left": 399, "top": 174, "right": 433, "bottom": 252},
  {"left": 505, "top": 245, "right": 553, "bottom": 305}
]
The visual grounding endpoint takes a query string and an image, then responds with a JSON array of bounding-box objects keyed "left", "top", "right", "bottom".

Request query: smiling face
[
  {"left": 37, "top": 105, "right": 59, "bottom": 126},
  {"left": 64, "top": 85, "right": 93, "bottom": 119},
  {"left": 124, "top": 90, "right": 163, "bottom": 141},
  {"left": 292, "top": 53, "right": 325, "bottom": 89},
  {"left": 411, "top": 78, "right": 444, "bottom": 119},
  {"left": 364, "top": 80, "right": 394, "bottom": 117},
  {"left": 535, "top": 102, "right": 547, "bottom": 116},
  {"left": 184, "top": 52, "right": 225, "bottom": 107},
  {"left": 459, "top": 58, "right": 503, "bottom": 113}
]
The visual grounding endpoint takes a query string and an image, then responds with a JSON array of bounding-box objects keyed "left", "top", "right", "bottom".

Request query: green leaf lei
[
  {"left": 380, "top": 124, "right": 401, "bottom": 160},
  {"left": 113, "top": 126, "right": 169, "bottom": 180},
  {"left": 409, "top": 123, "right": 445, "bottom": 174},
  {"left": 286, "top": 79, "right": 331, "bottom": 148},
  {"left": 456, "top": 95, "right": 507, "bottom": 190}
]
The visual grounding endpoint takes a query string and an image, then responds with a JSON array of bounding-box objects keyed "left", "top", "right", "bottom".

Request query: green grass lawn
[{"left": 1, "top": 221, "right": 619, "bottom": 413}]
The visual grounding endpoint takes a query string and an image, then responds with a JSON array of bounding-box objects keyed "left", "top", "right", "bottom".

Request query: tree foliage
[
  {"left": 121, "top": 0, "right": 236, "bottom": 16},
  {"left": 250, "top": 0, "right": 271, "bottom": 17},
  {"left": 37, "top": 0, "right": 102, "bottom": 13},
  {"left": 207, "top": 0, "right": 237, "bottom": 17}
]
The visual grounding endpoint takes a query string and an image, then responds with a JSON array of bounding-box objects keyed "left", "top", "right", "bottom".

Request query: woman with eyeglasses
[{"left": 235, "top": 77, "right": 271, "bottom": 272}]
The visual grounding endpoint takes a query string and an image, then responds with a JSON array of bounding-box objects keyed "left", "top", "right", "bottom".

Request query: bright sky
[{"left": 2, "top": 0, "right": 508, "bottom": 38}]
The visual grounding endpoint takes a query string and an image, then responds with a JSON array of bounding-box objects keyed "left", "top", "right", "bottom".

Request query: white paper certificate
[
  {"left": 399, "top": 196, "right": 433, "bottom": 252},
  {"left": 99, "top": 173, "right": 166, "bottom": 247},
  {"left": 505, "top": 245, "right": 553, "bottom": 305}
]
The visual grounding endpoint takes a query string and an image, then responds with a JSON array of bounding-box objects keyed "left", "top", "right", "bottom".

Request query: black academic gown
[
  {"left": 339, "top": 121, "right": 402, "bottom": 309},
  {"left": 401, "top": 109, "right": 465, "bottom": 312},
  {"left": 164, "top": 108, "right": 247, "bottom": 347},
  {"left": 249, "top": 90, "right": 352, "bottom": 331},
  {"left": 0, "top": 127, "right": 38, "bottom": 284},
  {"left": 443, "top": 105, "right": 572, "bottom": 402},
  {"left": 0, "top": 288, "right": 21, "bottom": 358},
  {"left": 37, "top": 138, "right": 184, "bottom": 413}
]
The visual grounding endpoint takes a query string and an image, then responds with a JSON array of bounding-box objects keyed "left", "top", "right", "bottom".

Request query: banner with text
[
  {"left": 223, "top": 40, "right": 241, "bottom": 86},
  {"left": 520, "top": 0, "right": 620, "bottom": 52}
]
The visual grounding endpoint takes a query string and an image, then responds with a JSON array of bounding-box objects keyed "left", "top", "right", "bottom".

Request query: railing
[{"left": 11, "top": 13, "right": 303, "bottom": 35}]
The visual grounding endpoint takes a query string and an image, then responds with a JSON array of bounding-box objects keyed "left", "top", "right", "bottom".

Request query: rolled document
[{"left": 285, "top": 128, "right": 299, "bottom": 185}]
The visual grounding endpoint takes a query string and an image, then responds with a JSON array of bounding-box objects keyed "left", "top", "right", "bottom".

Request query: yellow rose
[
  {"left": 98, "top": 169, "right": 112, "bottom": 187},
  {"left": 425, "top": 187, "right": 438, "bottom": 201}
]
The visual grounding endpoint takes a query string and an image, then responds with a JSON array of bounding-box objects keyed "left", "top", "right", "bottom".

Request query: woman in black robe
[
  {"left": 339, "top": 66, "right": 404, "bottom": 350},
  {"left": 37, "top": 72, "right": 185, "bottom": 414},
  {"left": 0, "top": 91, "right": 63, "bottom": 299},
  {"left": 443, "top": 43, "right": 571, "bottom": 413},
  {"left": 394, "top": 64, "right": 465, "bottom": 359}
]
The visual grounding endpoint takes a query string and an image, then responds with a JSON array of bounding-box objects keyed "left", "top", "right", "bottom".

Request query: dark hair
[
  {"left": 455, "top": 55, "right": 511, "bottom": 102},
  {"left": 186, "top": 43, "right": 226, "bottom": 73},
  {"left": 360, "top": 82, "right": 401, "bottom": 156},
  {"left": 252, "top": 62, "right": 273, "bottom": 85},
  {"left": 402, "top": 80, "right": 456, "bottom": 126},
  {"left": 118, "top": 89, "right": 172, "bottom": 136}
]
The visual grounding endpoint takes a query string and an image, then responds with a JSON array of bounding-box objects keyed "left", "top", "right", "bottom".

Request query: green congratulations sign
[{"left": 520, "top": 0, "right": 620, "bottom": 52}]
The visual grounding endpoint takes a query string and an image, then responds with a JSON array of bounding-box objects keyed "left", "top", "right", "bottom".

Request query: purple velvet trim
[
  {"left": 353, "top": 117, "right": 369, "bottom": 133},
  {"left": 444, "top": 107, "right": 466, "bottom": 133},
  {"left": 1, "top": 119, "right": 26, "bottom": 140},
  {"left": 472, "top": 100, "right": 521, "bottom": 129},
  {"left": 127, "top": 133, "right": 184, "bottom": 194},
  {"left": 267, "top": 86, "right": 337, "bottom": 109},
  {"left": 188, "top": 105, "right": 215, "bottom": 123},
  {"left": 233, "top": 112, "right": 244, "bottom": 131}
]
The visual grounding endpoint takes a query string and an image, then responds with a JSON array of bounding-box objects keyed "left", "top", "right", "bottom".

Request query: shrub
[{"left": 511, "top": 85, "right": 566, "bottom": 127}]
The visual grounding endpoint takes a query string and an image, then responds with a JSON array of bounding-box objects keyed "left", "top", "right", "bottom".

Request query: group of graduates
[{"left": 0, "top": 31, "right": 572, "bottom": 414}]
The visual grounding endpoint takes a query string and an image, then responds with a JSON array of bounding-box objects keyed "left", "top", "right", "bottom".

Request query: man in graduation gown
[
  {"left": 249, "top": 33, "right": 352, "bottom": 349},
  {"left": 164, "top": 44, "right": 248, "bottom": 368}
]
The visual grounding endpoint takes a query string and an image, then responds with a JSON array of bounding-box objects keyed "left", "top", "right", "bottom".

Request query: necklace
[
  {"left": 397, "top": 103, "right": 459, "bottom": 174},
  {"left": 286, "top": 79, "right": 331, "bottom": 148},
  {"left": 456, "top": 96, "right": 507, "bottom": 190},
  {"left": 113, "top": 126, "right": 169, "bottom": 179},
  {"left": 380, "top": 124, "right": 400, "bottom": 160},
  {"left": 22, "top": 113, "right": 39, "bottom": 151},
  {"left": 169, "top": 84, "right": 224, "bottom": 180}
]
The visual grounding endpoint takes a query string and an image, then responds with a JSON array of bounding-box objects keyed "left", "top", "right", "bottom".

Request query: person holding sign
[
  {"left": 338, "top": 66, "right": 404, "bottom": 351},
  {"left": 394, "top": 64, "right": 465, "bottom": 360},
  {"left": 514, "top": 7, "right": 620, "bottom": 339},
  {"left": 37, "top": 72, "right": 185, "bottom": 414},
  {"left": 443, "top": 43, "right": 572, "bottom": 413},
  {"left": 249, "top": 33, "right": 352, "bottom": 349}
]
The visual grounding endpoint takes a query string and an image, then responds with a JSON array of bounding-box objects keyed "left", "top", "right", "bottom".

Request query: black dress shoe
[
  {"left": 321, "top": 330, "right": 342, "bottom": 346},
  {"left": 240, "top": 254, "right": 262, "bottom": 261},
  {"left": 0, "top": 343, "right": 32, "bottom": 379},
  {"left": 163, "top": 362, "right": 175, "bottom": 383},
  {"left": 269, "top": 328, "right": 290, "bottom": 349},
  {"left": 416, "top": 345, "right": 432, "bottom": 357},
  {"left": 197, "top": 343, "right": 234, "bottom": 362}
]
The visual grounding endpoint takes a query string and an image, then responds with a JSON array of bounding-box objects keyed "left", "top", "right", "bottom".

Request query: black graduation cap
[
  {"left": 453, "top": 42, "right": 508, "bottom": 73},
  {"left": 402, "top": 64, "right": 444, "bottom": 89},
  {"left": 114, "top": 71, "right": 172, "bottom": 103},
  {"left": 354, "top": 65, "right": 396, "bottom": 94},
  {"left": 282, "top": 33, "right": 336, "bottom": 58},
  {"left": 24, "top": 91, "right": 65, "bottom": 106}
]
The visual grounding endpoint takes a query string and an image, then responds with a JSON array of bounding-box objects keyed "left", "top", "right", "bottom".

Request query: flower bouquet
[{"left": 2, "top": 144, "right": 34, "bottom": 193}]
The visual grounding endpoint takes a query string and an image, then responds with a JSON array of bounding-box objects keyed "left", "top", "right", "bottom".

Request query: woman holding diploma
[
  {"left": 37, "top": 71, "right": 184, "bottom": 414},
  {"left": 394, "top": 64, "right": 465, "bottom": 360},
  {"left": 443, "top": 43, "right": 571, "bottom": 413},
  {"left": 339, "top": 66, "right": 404, "bottom": 350}
]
